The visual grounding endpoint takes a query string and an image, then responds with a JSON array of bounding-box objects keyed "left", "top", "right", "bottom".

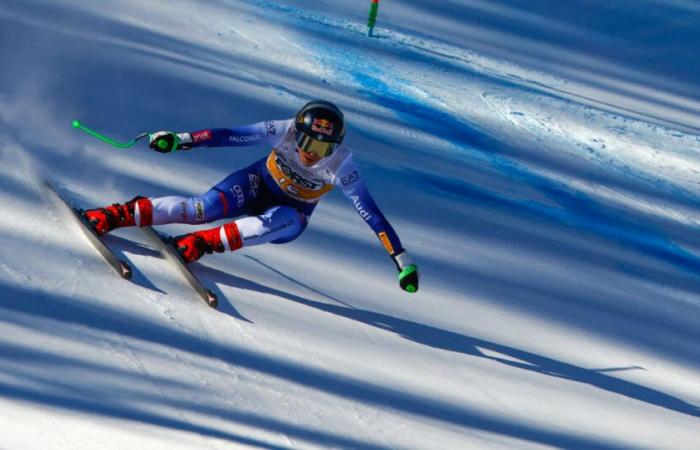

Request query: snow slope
[{"left": 1, "top": 0, "right": 699, "bottom": 448}]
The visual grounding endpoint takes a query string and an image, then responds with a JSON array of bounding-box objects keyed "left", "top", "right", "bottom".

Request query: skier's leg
[
  {"left": 150, "top": 163, "right": 257, "bottom": 225},
  {"left": 175, "top": 206, "right": 307, "bottom": 263},
  {"left": 149, "top": 195, "right": 216, "bottom": 225},
  {"left": 86, "top": 163, "right": 258, "bottom": 235}
]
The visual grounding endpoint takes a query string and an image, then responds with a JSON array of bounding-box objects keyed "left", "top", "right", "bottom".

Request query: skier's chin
[{"left": 298, "top": 149, "right": 320, "bottom": 166}]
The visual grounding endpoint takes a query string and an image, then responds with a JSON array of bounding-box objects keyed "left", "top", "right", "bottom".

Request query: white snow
[{"left": 1, "top": 0, "right": 699, "bottom": 448}]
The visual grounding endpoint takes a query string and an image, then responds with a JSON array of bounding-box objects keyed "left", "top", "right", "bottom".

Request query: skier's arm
[
  {"left": 335, "top": 160, "right": 419, "bottom": 293},
  {"left": 149, "top": 120, "right": 291, "bottom": 152}
]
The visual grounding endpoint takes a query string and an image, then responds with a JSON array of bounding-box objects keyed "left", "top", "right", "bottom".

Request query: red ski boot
[
  {"left": 174, "top": 222, "right": 242, "bottom": 263},
  {"left": 84, "top": 196, "right": 153, "bottom": 235}
]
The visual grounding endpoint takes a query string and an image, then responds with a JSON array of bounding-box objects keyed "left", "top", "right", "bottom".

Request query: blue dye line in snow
[
  {"left": 246, "top": 0, "right": 361, "bottom": 33},
  {"left": 368, "top": 73, "right": 700, "bottom": 275},
  {"left": 336, "top": 56, "right": 700, "bottom": 277},
  {"left": 252, "top": 0, "right": 700, "bottom": 207}
]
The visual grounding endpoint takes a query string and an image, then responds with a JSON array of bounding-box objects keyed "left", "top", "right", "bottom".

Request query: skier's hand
[
  {"left": 149, "top": 131, "right": 192, "bottom": 153},
  {"left": 393, "top": 251, "right": 419, "bottom": 293}
]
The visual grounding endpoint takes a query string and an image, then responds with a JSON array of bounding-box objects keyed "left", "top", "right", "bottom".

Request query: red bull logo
[{"left": 311, "top": 118, "right": 334, "bottom": 136}]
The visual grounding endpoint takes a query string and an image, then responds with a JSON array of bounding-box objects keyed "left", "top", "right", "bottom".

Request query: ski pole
[
  {"left": 71, "top": 120, "right": 149, "bottom": 149},
  {"left": 367, "top": 0, "right": 380, "bottom": 37}
]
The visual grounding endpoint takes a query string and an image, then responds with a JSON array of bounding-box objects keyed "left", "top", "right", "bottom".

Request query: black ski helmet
[{"left": 294, "top": 100, "right": 345, "bottom": 158}]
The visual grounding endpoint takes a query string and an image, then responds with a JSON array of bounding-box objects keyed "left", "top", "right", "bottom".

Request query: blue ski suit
[{"left": 148, "top": 119, "right": 406, "bottom": 261}]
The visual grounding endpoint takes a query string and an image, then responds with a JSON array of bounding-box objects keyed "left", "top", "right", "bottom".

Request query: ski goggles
[{"left": 295, "top": 131, "right": 337, "bottom": 158}]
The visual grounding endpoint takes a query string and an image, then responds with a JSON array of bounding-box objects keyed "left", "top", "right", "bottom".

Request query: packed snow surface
[{"left": 1, "top": 1, "right": 699, "bottom": 448}]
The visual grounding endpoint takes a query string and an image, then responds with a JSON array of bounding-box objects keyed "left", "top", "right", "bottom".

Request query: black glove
[
  {"left": 149, "top": 131, "right": 191, "bottom": 153},
  {"left": 393, "top": 251, "right": 419, "bottom": 293}
]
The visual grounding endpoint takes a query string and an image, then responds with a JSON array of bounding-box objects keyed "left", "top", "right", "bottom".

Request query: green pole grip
[{"left": 72, "top": 120, "right": 148, "bottom": 149}]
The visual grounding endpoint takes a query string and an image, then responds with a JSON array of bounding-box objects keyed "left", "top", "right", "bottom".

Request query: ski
[
  {"left": 43, "top": 182, "right": 132, "bottom": 279},
  {"left": 142, "top": 227, "right": 218, "bottom": 309}
]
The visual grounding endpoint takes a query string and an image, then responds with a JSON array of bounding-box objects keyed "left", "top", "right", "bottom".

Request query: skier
[{"left": 84, "top": 100, "right": 419, "bottom": 293}]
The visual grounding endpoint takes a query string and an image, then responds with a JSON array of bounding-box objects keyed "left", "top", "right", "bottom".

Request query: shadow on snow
[{"left": 1, "top": 281, "right": 684, "bottom": 449}]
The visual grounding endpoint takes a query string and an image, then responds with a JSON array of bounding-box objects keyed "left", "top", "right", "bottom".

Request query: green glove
[
  {"left": 393, "top": 251, "right": 419, "bottom": 293},
  {"left": 399, "top": 264, "right": 419, "bottom": 293},
  {"left": 149, "top": 131, "right": 188, "bottom": 153}
]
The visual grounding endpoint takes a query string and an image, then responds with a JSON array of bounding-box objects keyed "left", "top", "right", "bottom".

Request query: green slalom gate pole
[
  {"left": 367, "top": 0, "right": 380, "bottom": 37},
  {"left": 71, "top": 120, "right": 149, "bottom": 149}
]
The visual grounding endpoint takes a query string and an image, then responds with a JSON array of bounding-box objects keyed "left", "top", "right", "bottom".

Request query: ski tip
[
  {"left": 119, "top": 261, "right": 133, "bottom": 280},
  {"left": 42, "top": 179, "right": 62, "bottom": 197},
  {"left": 205, "top": 290, "right": 218, "bottom": 309}
]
